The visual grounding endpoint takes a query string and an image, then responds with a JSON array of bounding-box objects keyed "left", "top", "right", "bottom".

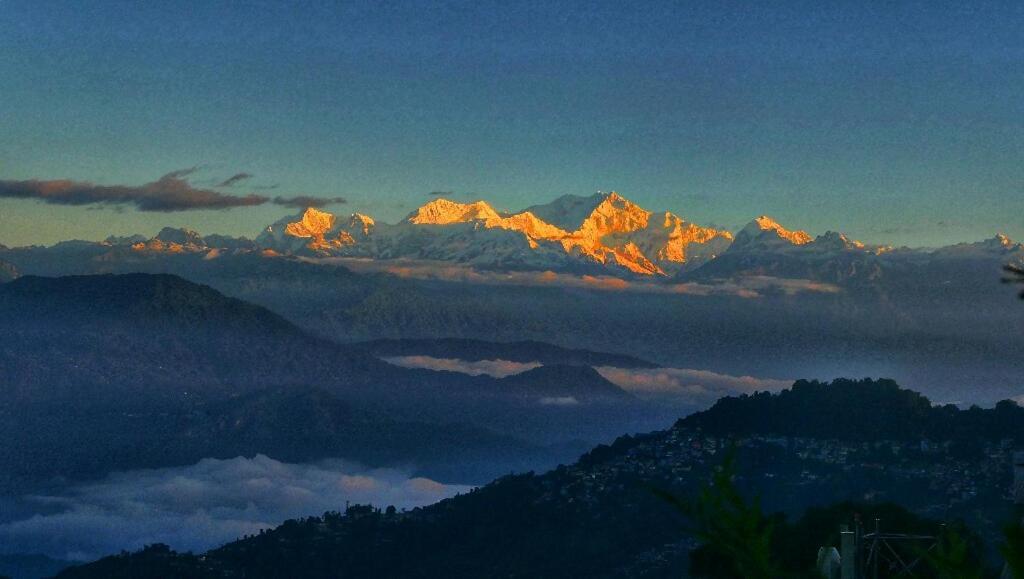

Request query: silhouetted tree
[{"left": 656, "top": 451, "right": 803, "bottom": 579}]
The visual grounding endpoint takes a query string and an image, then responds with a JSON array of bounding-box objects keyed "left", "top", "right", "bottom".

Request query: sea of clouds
[
  {"left": 0, "top": 455, "right": 471, "bottom": 562},
  {"left": 318, "top": 257, "right": 840, "bottom": 297}
]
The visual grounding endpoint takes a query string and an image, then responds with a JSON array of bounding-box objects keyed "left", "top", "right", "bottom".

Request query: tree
[
  {"left": 924, "top": 528, "right": 986, "bottom": 579},
  {"left": 655, "top": 451, "right": 805, "bottom": 579}
]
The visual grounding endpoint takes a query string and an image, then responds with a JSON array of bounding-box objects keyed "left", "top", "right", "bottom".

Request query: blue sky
[{"left": 1, "top": 0, "right": 1022, "bottom": 247}]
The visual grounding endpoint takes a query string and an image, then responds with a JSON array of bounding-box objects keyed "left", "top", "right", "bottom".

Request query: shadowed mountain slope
[{"left": 0, "top": 273, "right": 386, "bottom": 405}]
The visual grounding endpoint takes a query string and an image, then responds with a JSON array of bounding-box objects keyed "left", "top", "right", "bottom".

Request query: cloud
[
  {"left": 315, "top": 258, "right": 840, "bottom": 297},
  {"left": 596, "top": 366, "right": 791, "bottom": 406},
  {"left": 0, "top": 170, "right": 268, "bottom": 212},
  {"left": 539, "top": 396, "right": 580, "bottom": 406},
  {"left": 378, "top": 354, "right": 790, "bottom": 408},
  {"left": 382, "top": 356, "right": 541, "bottom": 378},
  {"left": 580, "top": 275, "right": 631, "bottom": 290},
  {"left": 0, "top": 455, "right": 470, "bottom": 562},
  {"left": 272, "top": 195, "right": 348, "bottom": 209},
  {"left": 0, "top": 171, "right": 353, "bottom": 213},
  {"left": 217, "top": 173, "right": 253, "bottom": 188}
]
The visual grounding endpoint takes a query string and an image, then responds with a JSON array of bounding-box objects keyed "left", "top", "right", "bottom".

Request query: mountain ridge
[
  {"left": 250, "top": 192, "right": 750, "bottom": 275},
  {"left": 2, "top": 191, "right": 1021, "bottom": 288}
]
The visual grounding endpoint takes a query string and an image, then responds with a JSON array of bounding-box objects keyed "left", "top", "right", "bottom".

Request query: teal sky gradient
[{"left": 1, "top": 1, "right": 1022, "bottom": 247}]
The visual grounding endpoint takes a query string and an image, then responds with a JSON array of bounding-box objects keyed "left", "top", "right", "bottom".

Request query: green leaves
[
  {"left": 924, "top": 528, "right": 986, "bottom": 579},
  {"left": 656, "top": 450, "right": 794, "bottom": 579},
  {"left": 1000, "top": 520, "right": 1024, "bottom": 579}
]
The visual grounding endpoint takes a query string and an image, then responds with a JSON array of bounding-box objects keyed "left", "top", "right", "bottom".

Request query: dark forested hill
[
  {"left": 0, "top": 273, "right": 661, "bottom": 491},
  {"left": 679, "top": 377, "right": 1024, "bottom": 443},
  {"left": 56, "top": 378, "right": 1024, "bottom": 578},
  {"left": 0, "top": 259, "right": 17, "bottom": 283}
]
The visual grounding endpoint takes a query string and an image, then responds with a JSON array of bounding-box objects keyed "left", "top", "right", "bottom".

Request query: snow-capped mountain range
[
  {"left": 246, "top": 191, "right": 1021, "bottom": 278},
  {"left": 11, "top": 191, "right": 1020, "bottom": 281},
  {"left": 251, "top": 192, "right": 743, "bottom": 275}
]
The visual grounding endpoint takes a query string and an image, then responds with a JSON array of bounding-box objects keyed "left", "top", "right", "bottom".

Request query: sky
[{"left": 0, "top": 0, "right": 1022, "bottom": 247}]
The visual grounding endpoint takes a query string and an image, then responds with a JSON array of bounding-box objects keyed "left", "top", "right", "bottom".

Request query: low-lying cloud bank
[
  {"left": 381, "top": 355, "right": 790, "bottom": 407},
  {"left": 383, "top": 355, "right": 541, "bottom": 377},
  {"left": 319, "top": 258, "right": 839, "bottom": 297},
  {"left": 0, "top": 455, "right": 470, "bottom": 562},
  {"left": 595, "top": 366, "right": 791, "bottom": 407}
]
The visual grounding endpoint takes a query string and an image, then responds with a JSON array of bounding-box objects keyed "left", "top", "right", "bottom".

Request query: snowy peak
[
  {"left": 349, "top": 213, "right": 376, "bottom": 236},
  {"left": 988, "top": 233, "right": 1017, "bottom": 250},
  {"left": 812, "top": 231, "right": 865, "bottom": 251},
  {"left": 538, "top": 192, "right": 662, "bottom": 275},
  {"left": 155, "top": 227, "right": 205, "bottom": 247},
  {"left": 247, "top": 192, "right": 899, "bottom": 277},
  {"left": 406, "top": 199, "right": 500, "bottom": 225},
  {"left": 104, "top": 234, "right": 148, "bottom": 246},
  {"left": 248, "top": 191, "right": 741, "bottom": 275},
  {"left": 634, "top": 212, "right": 734, "bottom": 267},
  {"left": 576, "top": 192, "right": 652, "bottom": 239},
  {"left": 492, "top": 211, "right": 569, "bottom": 241},
  {"left": 933, "top": 233, "right": 1023, "bottom": 259},
  {"left": 125, "top": 227, "right": 255, "bottom": 254},
  {"left": 130, "top": 227, "right": 208, "bottom": 254},
  {"left": 521, "top": 193, "right": 608, "bottom": 232},
  {"left": 285, "top": 207, "right": 337, "bottom": 239},
  {"left": 732, "top": 215, "right": 813, "bottom": 249},
  {"left": 526, "top": 191, "right": 651, "bottom": 238},
  {"left": 255, "top": 207, "right": 374, "bottom": 253}
]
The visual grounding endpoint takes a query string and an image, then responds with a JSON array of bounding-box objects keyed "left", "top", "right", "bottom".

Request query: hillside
[
  {"left": 0, "top": 273, "right": 669, "bottom": 491},
  {"left": 57, "top": 379, "right": 1024, "bottom": 578},
  {"left": 679, "top": 377, "right": 1024, "bottom": 443},
  {"left": 0, "top": 259, "right": 17, "bottom": 282},
  {"left": 0, "top": 273, "right": 384, "bottom": 405}
]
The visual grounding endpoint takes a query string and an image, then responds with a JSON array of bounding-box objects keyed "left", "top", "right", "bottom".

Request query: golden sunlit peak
[
  {"left": 742, "top": 215, "right": 813, "bottom": 245},
  {"left": 285, "top": 207, "right": 336, "bottom": 238},
  {"left": 349, "top": 213, "right": 376, "bottom": 235},
  {"left": 406, "top": 198, "right": 500, "bottom": 225},
  {"left": 815, "top": 230, "right": 865, "bottom": 250}
]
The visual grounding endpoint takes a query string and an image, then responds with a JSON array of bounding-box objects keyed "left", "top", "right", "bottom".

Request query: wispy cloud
[
  {"left": 0, "top": 170, "right": 267, "bottom": 212},
  {"left": 382, "top": 356, "right": 541, "bottom": 378},
  {"left": 595, "top": 366, "right": 791, "bottom": 406},
  {"left": 539, "top": 396, "right": 580, "bottom": 406},
  {"left": 216, "top": 172, "right": 253, "bottom": 188},
  {"left": 379, "top": 354, "right": 790, "bottom": 408},
  {"left": 0, "top": 455, "right": 470, "bottom": 562},
  {"left": 317, "top": 258, "right": 840, "bottom": 297},
  {"left": 272, "top": 195, "right": 348, "bottom": 209}
]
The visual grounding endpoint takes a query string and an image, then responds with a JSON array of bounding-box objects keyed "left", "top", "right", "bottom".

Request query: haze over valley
[{"left": 3, "top": 2, "right": 1024, "bottom": 576}]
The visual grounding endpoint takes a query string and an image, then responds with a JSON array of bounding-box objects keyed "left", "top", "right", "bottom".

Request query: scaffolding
[{"left": 830, "top": 517, "right": 939, "bottom": 579}]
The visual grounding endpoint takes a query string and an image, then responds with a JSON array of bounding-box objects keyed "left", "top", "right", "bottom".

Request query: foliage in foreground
[{"left": 666, "top": 451, "right": 1020, "bottom": 579}]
